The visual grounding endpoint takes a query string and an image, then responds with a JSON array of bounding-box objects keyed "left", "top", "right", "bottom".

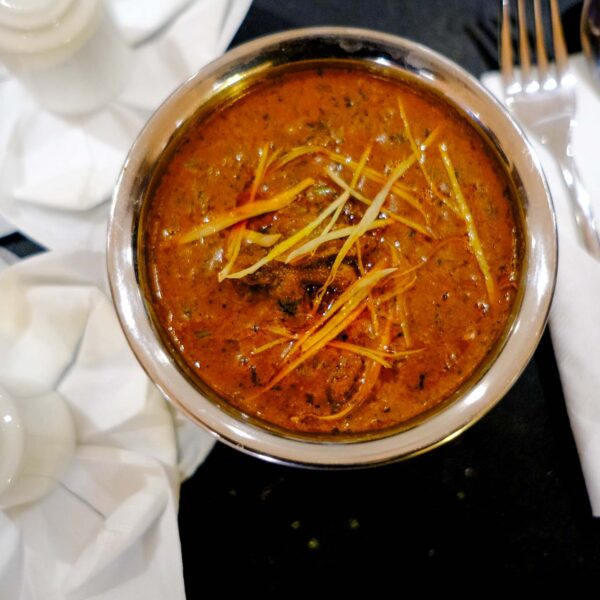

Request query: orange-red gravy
[{"left": 144, "top": 67, "right": 520, "bottom": 434}]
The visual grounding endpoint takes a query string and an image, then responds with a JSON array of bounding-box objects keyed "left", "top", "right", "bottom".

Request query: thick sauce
[{"left": 144, "top": 67, "right": 520, "bottom": 434}]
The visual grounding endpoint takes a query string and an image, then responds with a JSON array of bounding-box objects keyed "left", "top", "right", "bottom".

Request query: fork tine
[
  {"left": 549, "top": 0, "right": 568, "bottom": 77},
  {"left": 533, "top": 0, "right": 549, "bottom": 80},
  {"left": 500, "top": 0, "right": 515, "bottom": 86},
  {"left": 517, "top": 0, "right": 533, "bottom": 84}
]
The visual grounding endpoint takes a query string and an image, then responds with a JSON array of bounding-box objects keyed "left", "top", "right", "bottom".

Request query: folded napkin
[
  {"left": 111, "top": 0, "right": 197, "bottom": 45},
  {"left": 0, "top": 251, "right": 215, "bottom": 599},
  {"left": 0, "top": 0, "right": 252, "bottom": 251},
  {"left": 482, "top": 55, "right": 600, "bottom": 516}
]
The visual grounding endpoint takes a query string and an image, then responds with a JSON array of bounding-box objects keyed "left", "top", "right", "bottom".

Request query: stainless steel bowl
[{"left": 107, "top": 27, "right": 557, "bottom": 467}]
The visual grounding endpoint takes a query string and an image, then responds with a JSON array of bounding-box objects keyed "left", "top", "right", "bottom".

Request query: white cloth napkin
[
  {"left": 0, "top": 215, "right": 15, "bottom": 238},
  {"left": 483, "top": 54, "right": 600, "bottom": 516},
  {"left": 111, "top": 0, "right": 197, "bottom": 45},
  {"left": 0, "top": 246, "right": 16, "bottom": 270},
  {"left": 0, "top": 0, "right": 252, "bottom": 251},
  {"left": 0, "top": 251, "right": 215, "bottom": 599}
]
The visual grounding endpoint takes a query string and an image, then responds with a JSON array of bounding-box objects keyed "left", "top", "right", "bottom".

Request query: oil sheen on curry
[{"left": 144, "top": 66, "right": 521, "bottom": 435}]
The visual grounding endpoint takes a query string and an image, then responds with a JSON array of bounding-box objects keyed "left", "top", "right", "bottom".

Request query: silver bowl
[{"left": 107, "top": 27, "right": 557, "bottom": 467}]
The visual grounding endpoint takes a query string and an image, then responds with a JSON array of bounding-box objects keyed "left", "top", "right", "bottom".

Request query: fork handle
[{"left": 557, "top": 156, "right": 600, "bottom": 260}]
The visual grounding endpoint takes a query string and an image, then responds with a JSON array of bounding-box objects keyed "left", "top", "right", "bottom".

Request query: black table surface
[{"left": 2, "top": 0, "right": 599, "bottom": 590}]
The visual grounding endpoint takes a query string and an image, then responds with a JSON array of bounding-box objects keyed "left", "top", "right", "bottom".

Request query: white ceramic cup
[
  {"left": 0, "top": 0, "right": 132, "bottom": 115},
  {"left": 0, "top": 385, "right": 75, "bottom": 509}
]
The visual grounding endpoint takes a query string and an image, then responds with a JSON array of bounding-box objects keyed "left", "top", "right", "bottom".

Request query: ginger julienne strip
[
  {"left": 177, "top": 177, "right": 315, "bottom": 243},
  {"left": 219, "top": 144, "right": 271, "bottom": 280},
  {"left": 311, "top": 155, "right": 416, "bottom": 310},
  {"left": 438, "top": 143, "right": 497, "bottom": 304}
]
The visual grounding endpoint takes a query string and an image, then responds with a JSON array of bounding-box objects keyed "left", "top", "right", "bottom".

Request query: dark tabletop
[{"left": 2, "top": 0, "right": 598, "bottom": 590}]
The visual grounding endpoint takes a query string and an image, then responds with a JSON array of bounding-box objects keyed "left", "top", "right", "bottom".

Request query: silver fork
[{"left": 501, "top": 0, "right": 600, "bottom": 259}]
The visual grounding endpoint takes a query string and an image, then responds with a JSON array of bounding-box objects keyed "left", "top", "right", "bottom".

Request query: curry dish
[{"left": 143, "top": 65, "right": 521, "bottom": 435}]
